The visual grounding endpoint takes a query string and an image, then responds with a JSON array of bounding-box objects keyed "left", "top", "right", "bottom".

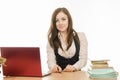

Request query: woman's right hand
[{"left": 51, "top": 65, "right": 62, "bottom": 73}]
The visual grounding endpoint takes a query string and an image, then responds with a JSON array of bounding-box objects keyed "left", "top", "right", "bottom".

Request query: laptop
[{"left": 0, "top": 47, "right": 50, "bottom": 77}]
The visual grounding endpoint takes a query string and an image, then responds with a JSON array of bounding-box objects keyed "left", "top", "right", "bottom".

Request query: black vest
[{"left": 54, "top": 38, "right": 80, "bottom": 70}]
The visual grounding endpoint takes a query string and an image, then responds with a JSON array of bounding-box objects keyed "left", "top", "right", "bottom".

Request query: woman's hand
[
  {"left": 63, "top": 64, "right": 76, "bottom": 72},
  {"left": 51, "top": 65, "right": 62, "bottom": 73}
]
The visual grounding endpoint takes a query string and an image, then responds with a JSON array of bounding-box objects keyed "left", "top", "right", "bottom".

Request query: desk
[
  {"left": 4, "top": 71, "right": 89, "bottom": 80},
  {"left": 3, "top": 71, "right": 120, "bottom": 80}
]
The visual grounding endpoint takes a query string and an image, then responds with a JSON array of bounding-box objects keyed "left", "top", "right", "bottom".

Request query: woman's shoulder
[
  {"left": 77, "top": 32, "right": 88, "bottom": 44},
  {"left": 77, "top": 32, "right": 86, "bottom": 37}
]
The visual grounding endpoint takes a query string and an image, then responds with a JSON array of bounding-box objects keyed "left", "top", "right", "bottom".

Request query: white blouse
[{"left": 47, "top": 32, "right": 88, "bottom": 71}]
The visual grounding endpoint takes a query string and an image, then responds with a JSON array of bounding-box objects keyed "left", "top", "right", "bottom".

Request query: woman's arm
[
  {"left": 47, "top": 42, "right": 62, "bottom": 73},
  {"left": 46, "top": 42, "right": 57, "bottom": 71},
  {"left": 73, "top": 32, "right": 88, "bottom": 70}
]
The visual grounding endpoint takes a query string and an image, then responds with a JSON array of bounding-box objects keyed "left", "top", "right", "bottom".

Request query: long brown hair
[{"left": 48, "top": 7, "right": 80, "bottom": 50}]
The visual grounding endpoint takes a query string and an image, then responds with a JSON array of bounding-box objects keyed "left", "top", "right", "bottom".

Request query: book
[
  {"left": 91, "top": 62, "right": 108, "bottom": 65},
  {"left": 88, "top": 68, "right": 118, "bottom": 79},
  {"left": 0, "top": 56, "right": 6, "bottom": 80},
  {"left": 90, "top": 59, "right": 110, "bottom": 69},
  {"left": 0, "top": 57, "right": 6, "bottom": 66},
  {"left": 0, "top": 64, "right": 3, "bottom": 80},
  {"left": 89, "top": 77, "right": 117, "bottom": 80},
  {"left": 91, "top": 59, "right": 110, "bottom": 64},
  {"left": 91, "top": 64, "right": 109, "bottom": 69}
]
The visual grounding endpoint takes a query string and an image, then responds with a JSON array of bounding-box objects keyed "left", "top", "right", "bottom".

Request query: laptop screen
[{"left": 1, "top": 47, "right": 42, "bottom": 77}]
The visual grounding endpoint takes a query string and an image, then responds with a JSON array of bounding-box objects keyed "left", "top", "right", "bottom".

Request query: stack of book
[
  {"left": 0, "top": 64, "right": 3, "bottom": 80},
  {"left": 88, "top": 59, "right": 118, "bottom": 80},
  {"left": 90, "top": 59, "right": 111, "bottom": 69},
  {"left": 0, "top": 56, "right": 6, "bottom": 80}
]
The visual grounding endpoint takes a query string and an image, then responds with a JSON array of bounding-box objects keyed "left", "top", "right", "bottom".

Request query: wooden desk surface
[
  {"left": 4, "top": 71, "right": 89, "bottom": 80},
  {"left": 3, "top": 71, "right": 120, "bottom": 80}
]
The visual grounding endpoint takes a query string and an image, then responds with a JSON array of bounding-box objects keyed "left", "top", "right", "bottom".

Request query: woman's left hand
[{"left": 63, "top": 64, "right": 76, "bottom": 72}]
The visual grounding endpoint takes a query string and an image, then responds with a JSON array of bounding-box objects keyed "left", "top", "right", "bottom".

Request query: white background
[{"left": 0, "top": 0, "right": 120, "bottom": 76}]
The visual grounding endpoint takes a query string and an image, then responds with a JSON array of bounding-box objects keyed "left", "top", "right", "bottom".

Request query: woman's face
[{"left": 55, "top": 11, "right": 68, "bottom": 33}]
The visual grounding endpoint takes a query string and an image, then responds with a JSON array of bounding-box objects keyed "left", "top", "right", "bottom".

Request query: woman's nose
[{"left": 59, "top": 20, "right": 63, "bottom": 24}]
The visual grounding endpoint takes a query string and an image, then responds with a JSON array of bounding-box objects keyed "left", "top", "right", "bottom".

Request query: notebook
[{"left": 0, "top": 47, "right": 50, "bottom": 77}]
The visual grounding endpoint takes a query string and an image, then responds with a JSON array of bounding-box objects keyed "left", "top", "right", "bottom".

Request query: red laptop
[{"left": 0, "top": 47, "right": 49, "bottom": 77}]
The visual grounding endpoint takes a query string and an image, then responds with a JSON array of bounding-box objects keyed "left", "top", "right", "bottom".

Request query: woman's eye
[
  {"left": 55, "top": 18, "right": 67, "bottom": 22},
  {"left": 62, "top": 18, "right": 66, "bottom": 20}
]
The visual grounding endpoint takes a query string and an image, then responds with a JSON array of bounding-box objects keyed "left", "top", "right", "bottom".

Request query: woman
[{"left": 47, "top": 7, "right": 88, "bottom": 73}]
